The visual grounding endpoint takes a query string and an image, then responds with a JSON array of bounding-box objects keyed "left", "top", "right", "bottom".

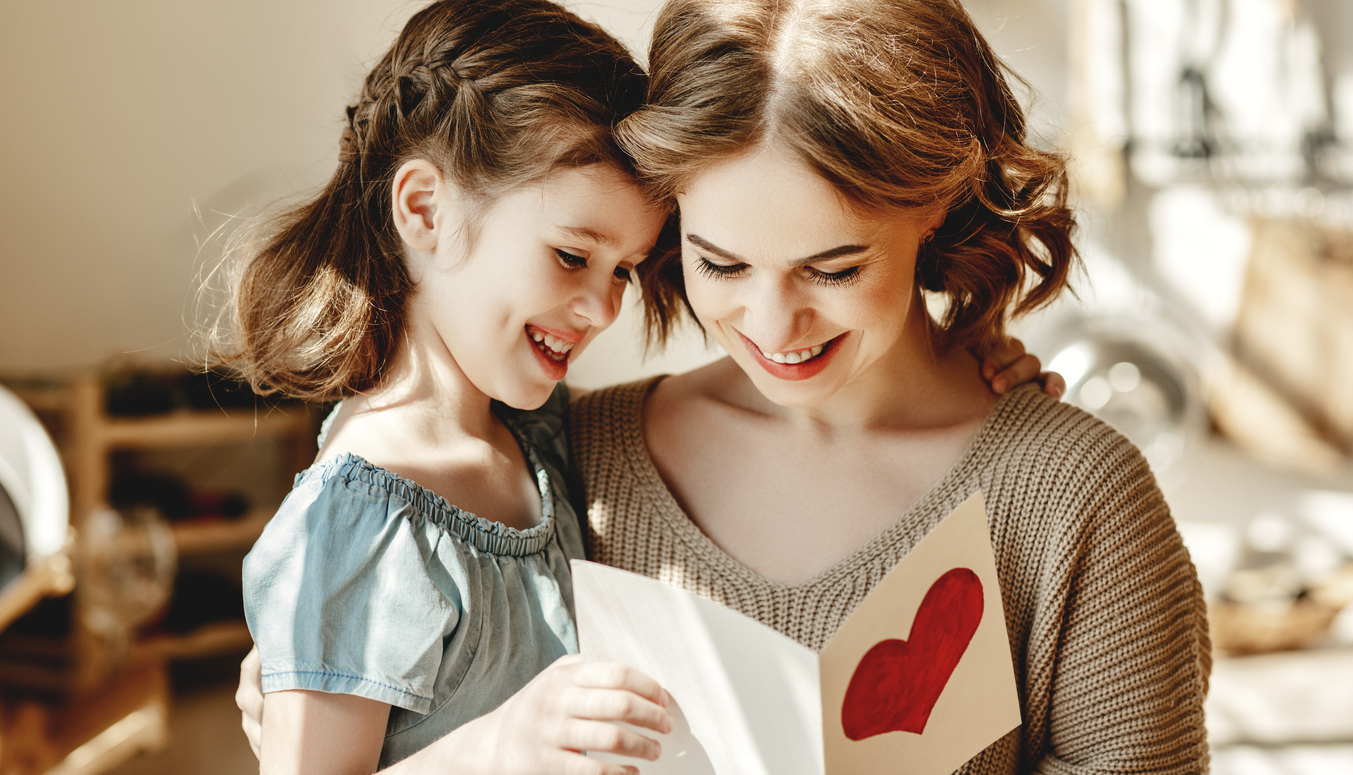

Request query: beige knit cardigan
[{"left": 567, "top": 379, "right": 1211, "bottom": 775}]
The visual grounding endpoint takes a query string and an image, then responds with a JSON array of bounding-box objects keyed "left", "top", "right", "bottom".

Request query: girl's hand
[
  {"left": 400, "top": 654, "right": 674, "bottom": 775},
  {"left": 977, "top": 337, "right": 1065, "bottom": 398},
  {"left": 238, "top": 649, "right": 673, "bottom": 775}
]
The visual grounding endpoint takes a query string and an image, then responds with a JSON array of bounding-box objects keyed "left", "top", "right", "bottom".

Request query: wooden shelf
[
  {"left": 0, "top": 656, "right": 169, "bottom": 775},
  {"left": 0, "top": 552, "right": 75, "bottom": 633},
  {"left": 136, "top": 619, "right": 253, "bottom": 662},
  {"left": 170, "top": 510, "right": 272, "bottom": 556},
  {"left": 99, "top": 407, "right": 312, "bottom": 450}
]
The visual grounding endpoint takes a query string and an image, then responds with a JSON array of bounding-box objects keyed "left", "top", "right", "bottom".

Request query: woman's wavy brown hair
[
  {"left": 619, "top": 0, "right": 1077, "bottom": 353},
  {"left": 216, "top": 0, "right": 646, "bottom": 401}
]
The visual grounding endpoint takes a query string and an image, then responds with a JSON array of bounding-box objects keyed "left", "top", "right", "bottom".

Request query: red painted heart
[{"left": 841, "top": 567, "right": 984, "bottom": 741}]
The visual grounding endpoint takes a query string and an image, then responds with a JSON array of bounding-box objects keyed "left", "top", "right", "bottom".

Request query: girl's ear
[{"left": 392, "top": 159, "right": 450, "bottom": 253}]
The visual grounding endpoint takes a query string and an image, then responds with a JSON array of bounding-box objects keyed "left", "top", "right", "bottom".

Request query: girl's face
[
  {"left": 676, "top": 142, "right": 938, "bottom": 408},
  {"left": 412, "top": 162, "right": 663, "bottom": 409}
]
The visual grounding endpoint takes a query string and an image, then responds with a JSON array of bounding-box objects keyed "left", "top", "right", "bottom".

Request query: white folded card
[{"left": 573, "top": 491, "right": 1021, "bottom": 775}]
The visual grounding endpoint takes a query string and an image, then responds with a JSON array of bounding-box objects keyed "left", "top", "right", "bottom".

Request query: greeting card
[{"left": 573, "top": 491, "right": 1020, "bottom": 775}]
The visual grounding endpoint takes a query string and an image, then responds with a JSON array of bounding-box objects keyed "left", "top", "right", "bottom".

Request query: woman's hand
[
  {"left": 395, "top": 654, "right": 673, "bottom": 775},
  {"left": 237, "top": 646, "right": 263, "bottom": 758},
  {"left": 977, "top": 337, "right": 1064, "bottom": 398}
]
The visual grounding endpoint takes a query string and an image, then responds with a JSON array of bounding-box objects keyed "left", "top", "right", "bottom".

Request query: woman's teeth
[
  {"left": 760, "top": 343, "right": 824, "bottom": 365},
  {"left": 529, "top": 328, "right": 574, "bottom": 360}
]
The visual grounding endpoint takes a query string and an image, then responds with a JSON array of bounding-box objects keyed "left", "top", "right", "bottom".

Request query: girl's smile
[{"left": 524, "top": 323, "right": 583, "bottom": 381}]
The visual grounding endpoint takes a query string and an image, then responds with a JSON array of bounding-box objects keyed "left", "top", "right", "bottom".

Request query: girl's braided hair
[{"left": 219, "top": 0, "right": 646, "bottom": 401}]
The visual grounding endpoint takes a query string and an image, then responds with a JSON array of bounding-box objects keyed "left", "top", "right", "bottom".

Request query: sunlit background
[{"left": 1, "top": 1, "right": 1350, "bottom": 773}]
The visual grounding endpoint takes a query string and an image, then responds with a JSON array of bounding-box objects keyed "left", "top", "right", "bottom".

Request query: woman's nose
[{"left": 739, "top": 275, "right": 809, "bottom": 348}]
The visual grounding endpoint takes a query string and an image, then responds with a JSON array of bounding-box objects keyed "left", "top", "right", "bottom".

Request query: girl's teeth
[
  {"left": 529, "top": 327, "right": 575, "bottom": 355},
  {"left": 761, "top": 343, "right": 826, "bottom": 364}
]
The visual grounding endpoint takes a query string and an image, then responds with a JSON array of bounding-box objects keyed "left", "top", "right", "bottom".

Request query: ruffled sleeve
[{"left": 242, "top": 463, "right": 462, "bottom": 713}]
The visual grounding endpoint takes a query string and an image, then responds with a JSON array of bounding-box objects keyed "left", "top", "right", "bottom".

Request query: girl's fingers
[
  {"left": 570, "top": 662, "right": 671, "bottom": 709},
  {"left": 548, "top": 752, "right": 639, "bottom": 775},
  {"left": 569, "top": 687, "right": 674, "bottom": 733},
  {"left": 990, "top": 352, "right": 1040, "bottom": 394},
  {"left": 562, "top": 719, "right": 663, "bottom": 761},
  {"left": 1039, "top": 369, "right": 1066, "bottom": 399},
  {"left": 979, "top": 337, "right": 1027, "bottom": 381}
]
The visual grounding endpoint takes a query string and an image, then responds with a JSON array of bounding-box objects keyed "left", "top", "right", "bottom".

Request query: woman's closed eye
[
  {"left": 693, "top": 254, "right": 862, "bottom": 287},
  {"left": 692, "top": 255, "right": 746, "bottom": 279},
  {"left": 806, "top": 265, "right": 862, "bottom": 287}
]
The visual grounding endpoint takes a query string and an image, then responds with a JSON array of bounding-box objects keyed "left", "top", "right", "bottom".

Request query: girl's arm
[
  {"left": 239, "top": 650, "right": 673, "bottom": 775},
  {"left": 260, "top": 690, "right": 389, "bottom": 775}
]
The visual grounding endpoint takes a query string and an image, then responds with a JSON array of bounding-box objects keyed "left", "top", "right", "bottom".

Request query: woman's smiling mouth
[{"left": 736, "top": 330, "right": 847, "bottom": 380}]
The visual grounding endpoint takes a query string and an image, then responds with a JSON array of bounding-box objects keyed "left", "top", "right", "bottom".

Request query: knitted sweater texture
[{"left": 567, "top": 379, "right": 1211, "bottom": 775}]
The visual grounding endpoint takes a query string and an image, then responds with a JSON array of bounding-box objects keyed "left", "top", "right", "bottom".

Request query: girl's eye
[
  {"left": 613, "top": 265, "right": 633, "bottom": 283},
  {"left": 693, "top": 256, "right": 746, "bottom": 279},
  {"left": 807, "top": 266, "right": 862, "bottom": 287},
  {"left": 555, "top": 248, "right": 588, "bottom": 270}
]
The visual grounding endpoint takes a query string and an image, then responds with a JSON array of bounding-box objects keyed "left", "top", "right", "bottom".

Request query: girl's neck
[{"left": 350, "top": 318, "right": 499, "bottom": 445}]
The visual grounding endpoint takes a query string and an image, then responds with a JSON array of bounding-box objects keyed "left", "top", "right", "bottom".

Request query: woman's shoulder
[
  {"left": 566, "top": 376, "right": 663, "bottom": 438},
  {"left": 973, "top": 384, "right": 1154, "bottom": 492}
]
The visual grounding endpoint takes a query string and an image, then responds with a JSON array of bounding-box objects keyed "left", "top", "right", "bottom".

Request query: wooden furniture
[{"left": 0, "top": 371, "right": 316, "bottom": 775}]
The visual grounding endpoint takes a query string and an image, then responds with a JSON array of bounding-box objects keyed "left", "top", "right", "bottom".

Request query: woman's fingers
[{"left": 236, "top": 647, "right": 264, "bottom": 758}]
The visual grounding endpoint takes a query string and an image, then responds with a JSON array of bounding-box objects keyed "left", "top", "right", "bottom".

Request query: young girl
[{"left": 227, "top": 1, "right": 677, "bottom": 772}]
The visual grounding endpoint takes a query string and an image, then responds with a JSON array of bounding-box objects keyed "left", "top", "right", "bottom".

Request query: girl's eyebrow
[
  {"left": 685, "top": 233, "right": 868, "bottom": 265},
  {"left": 557, "top": 225, "right": 617, "bottom": 247}
]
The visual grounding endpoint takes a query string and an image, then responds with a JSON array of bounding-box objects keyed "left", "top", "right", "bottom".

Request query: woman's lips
[{"left": 737, "top": 330, "right": 846, "bottom": 381}]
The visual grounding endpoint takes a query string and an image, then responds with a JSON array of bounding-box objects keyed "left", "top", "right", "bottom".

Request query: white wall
[{"left": 0, "top": 0, "right": 713, "bottom": 386}]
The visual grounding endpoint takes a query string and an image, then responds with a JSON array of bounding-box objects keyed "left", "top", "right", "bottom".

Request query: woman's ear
[
  {"left": 920, "top": 207, "right": 946, "bottom": 238},
  {"left": 391, "top": 159, "right": 448, "bottom": 253}
]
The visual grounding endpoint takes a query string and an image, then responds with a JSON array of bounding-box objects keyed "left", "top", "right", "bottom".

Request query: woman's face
[{"left": 676, "top": 142, "right": 937, "bottom": 408}]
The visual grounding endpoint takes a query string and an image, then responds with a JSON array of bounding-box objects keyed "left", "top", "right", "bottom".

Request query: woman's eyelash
[
  {"left": 807, "top": 266, "right": 862, "bottom": 287},
  {"left": 693, "top": 256, "right": 746, "bottom": 279},
  {"left": 694, "top": 255, "right": 862, "bottom": 287}
]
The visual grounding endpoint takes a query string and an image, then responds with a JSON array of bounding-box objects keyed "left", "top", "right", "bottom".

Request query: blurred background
[{"left": 1, "top": 0, "right": 1350, "bottom": 773}]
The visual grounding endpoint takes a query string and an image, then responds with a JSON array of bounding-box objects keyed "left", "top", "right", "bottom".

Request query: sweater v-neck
[{"left": 616, "top": 375, "right": 1022, "bottom": 595}]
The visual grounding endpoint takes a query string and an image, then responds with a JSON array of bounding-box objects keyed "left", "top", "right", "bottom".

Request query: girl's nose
[{"left": 569, "top": 275, "right": 622, "bottom": 329}]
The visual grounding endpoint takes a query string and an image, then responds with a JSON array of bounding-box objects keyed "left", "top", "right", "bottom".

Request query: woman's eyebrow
[{"left": 685, "top": 233, "right": 868, "bottom": 265}]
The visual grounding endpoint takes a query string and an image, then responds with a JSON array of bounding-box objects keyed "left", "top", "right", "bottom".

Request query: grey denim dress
[{"left": 243, "top": 385, "right": 584, "bottom": 768}]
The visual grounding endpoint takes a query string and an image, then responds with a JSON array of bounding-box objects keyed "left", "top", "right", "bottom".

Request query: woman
[{"left": 566, "top": 0, "right": 1209, "bottom": 772}]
